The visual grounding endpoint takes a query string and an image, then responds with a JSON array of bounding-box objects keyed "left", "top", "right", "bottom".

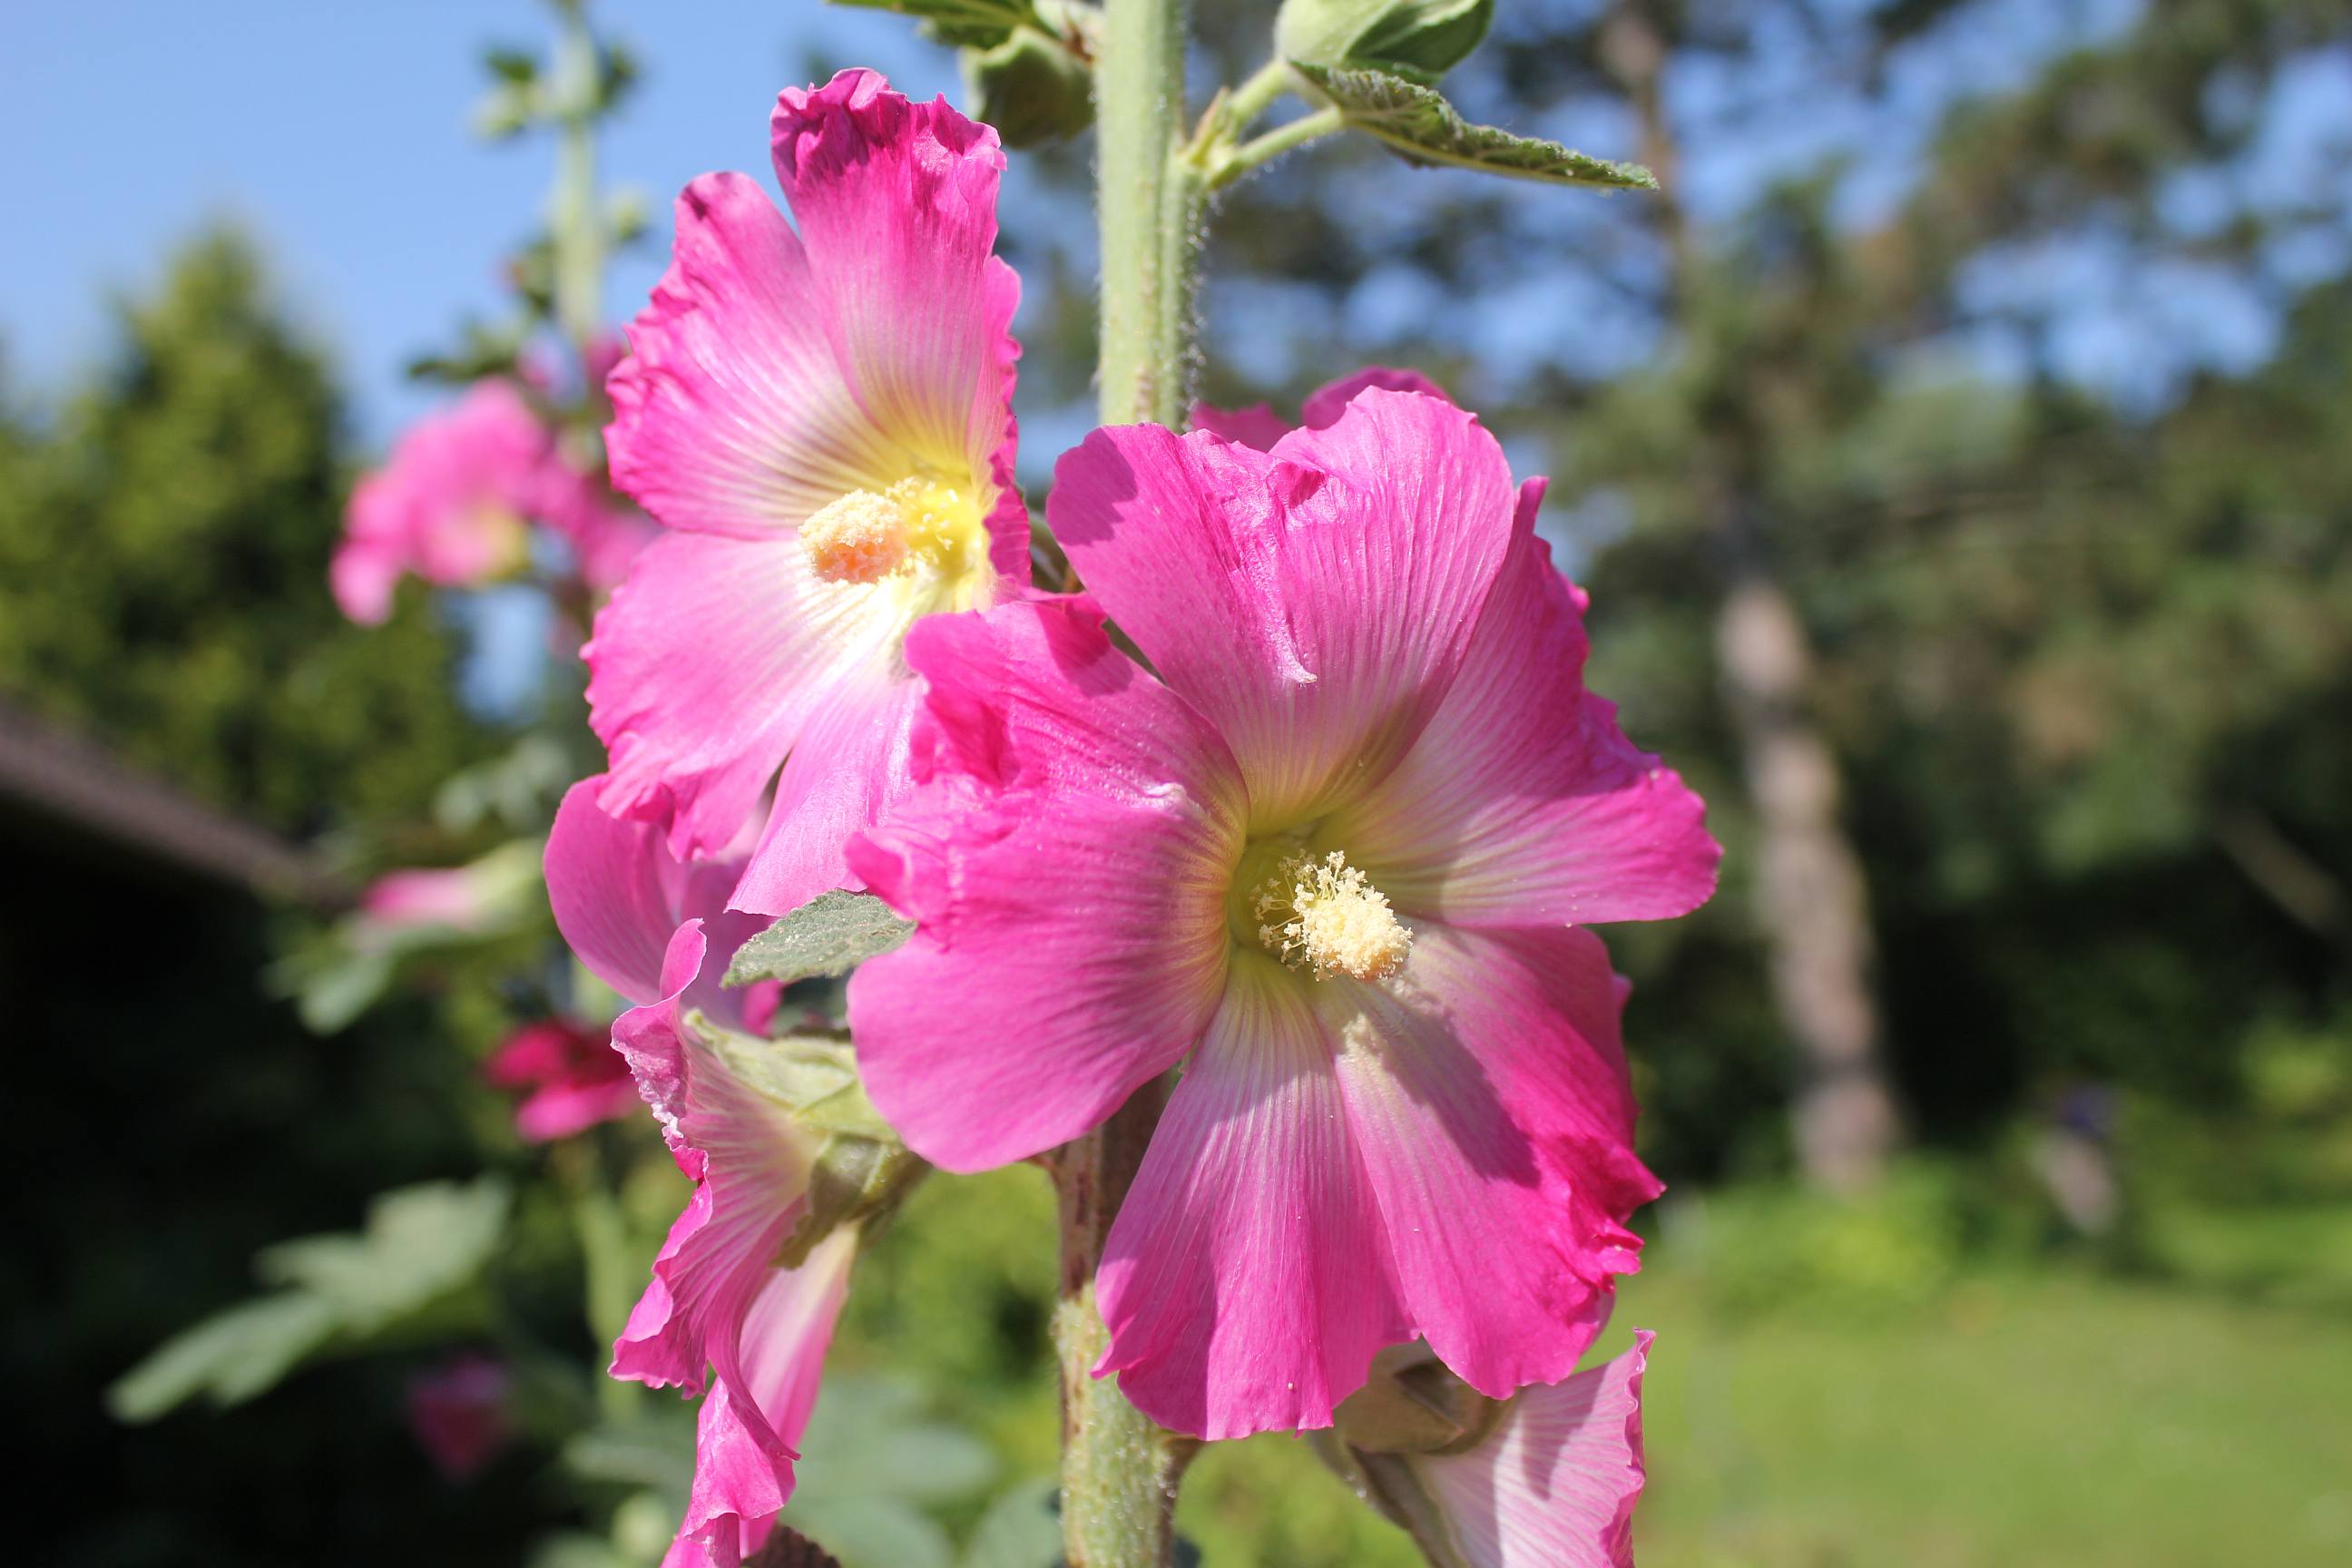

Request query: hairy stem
[
  {"left": 1095, "top": 0, "right": 1199, "bottom": 426},
  {"left": 1054, "top": 3, "right": 1201, "bottom": 1561},
  {"left": 548, "top": 1, "right": 604, "bottom": 356},
  {"left": 1053, "top": 1077, "right": 1191, "bottom": 1567}
]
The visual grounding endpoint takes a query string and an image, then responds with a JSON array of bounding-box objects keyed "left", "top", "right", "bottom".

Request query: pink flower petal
[
  {"left": 846, "top": 597, "right": 1246, "bottom": 1173},
  {"left": 606, "top": 171, "right": 896, "bottom": 538},
  {"left": 1051, "top": 388, "right": 1516, "bottom": 822},
  {"left": 585, "top": 532, "right": 902, "bottom": 862},
  {"left": 1332, "top": 478, "right": 1720, "bottom": 927},
  {"left": 333, "top": 380, "right": 551, "bottom": 622},
  {"left": 729, "top": 671, "right": 921, "bottom": 917},
  {"left": 667, "top": 1229, "right": 858, "bottom": 1568},
  {"left": 1190, "top": 366, "right": 1452, "bottom": 452},
  {"left": 1417, "top": 1331, "right": 1653, "bottom": 1568},
  {"left": 546, "top": 779, "right": 689, "bottom": 1005},
  {"left": 1318, "top": 924, "right": 1661, "bottom": 1399},
  {"left": 1187, "top": 400, "right": 1293, "bottom": 449},
  {"left": 1298, "top": 366, "right": 1450, "bottom": 428},
  {"left": 771, "top": 69, "right": 1027, "bottom": 575},
  {"left": 546, "top": 777, "right": 771, "bottom": 1019},
  {"left": 1096, "top": 957, "right": 1408, "bottom": 1439}
]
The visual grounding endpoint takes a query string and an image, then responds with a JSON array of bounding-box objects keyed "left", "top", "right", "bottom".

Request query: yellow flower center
[
  {"left": 800, "top": 477, "right": 988, "bottom": 593},
  {"left": 1250, "top": 848, "right": 1412, "bottom": 982}
]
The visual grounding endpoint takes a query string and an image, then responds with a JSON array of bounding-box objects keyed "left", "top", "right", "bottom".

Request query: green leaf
[
  {"left": 958, "top": 1478, "right": 1062, "bottom": 1568},
  {"left": 564, "top": 1406, "right": 697, "bottom": 1495},
  {"left": 1291, "top": 61, "right": 1658, "bottom": 190},
  {"left": 256, "top": 1178, "right": 512, "bottom": 1326},
  {"left": 1277, "top": 0, "right": 1492, "bottom": 79},
  {"left": 725, "top": 892, "right": 914, "bottom": 988},
  {"left": 106, "top": 1293, "right": 339, "bottom": 1422},
  {"left": 106, "top": 1179, "right": 510, "bottom": 1423}
]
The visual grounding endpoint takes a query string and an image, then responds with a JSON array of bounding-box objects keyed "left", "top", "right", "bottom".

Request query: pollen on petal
[
  {"left": 801, "top": 489, "right": 910, "bottom": 583},
  {"left": 1259, "top": 849, "right": 1412, "bottom": 982}
]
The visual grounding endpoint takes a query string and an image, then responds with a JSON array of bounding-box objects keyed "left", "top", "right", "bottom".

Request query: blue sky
[{"left": 0, "top": 2, "right": 956, "bottom": 442}]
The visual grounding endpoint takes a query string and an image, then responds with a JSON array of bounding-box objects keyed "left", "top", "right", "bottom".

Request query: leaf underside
[
  {"left": 725, "top": 891, "right": 915, "bottom": 988},
  {"left": 1294, "top": 60, "right": 1658, "bottom": 191}
]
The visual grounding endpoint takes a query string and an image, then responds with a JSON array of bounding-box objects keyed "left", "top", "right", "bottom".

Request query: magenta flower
[
  {"left": 333, "top": 380, "right": 554, "bottom": 623},
  {"left": 483, "top": 1017, "right": 639, "bottom": 1142},
  {"left": 593, "top": 68, "right": 1027, "bottom": 917},
  {"left": 545, "top": 779, "right": 855, "bottom": 1567},
  {"left": 404, "top": 1353, "right": 515, "bottom": 1482},
  {"left": 848, "top": 387, "right": 1717, "bottom": 1439}
]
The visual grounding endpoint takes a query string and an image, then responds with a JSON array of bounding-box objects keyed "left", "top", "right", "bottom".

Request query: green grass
[
  {"left": 847, "top": 1166, "right": 2352, "bottom": 1567},
  {"left": 1181, "top": 1245, "right": 2352, "bottom": 1567}
]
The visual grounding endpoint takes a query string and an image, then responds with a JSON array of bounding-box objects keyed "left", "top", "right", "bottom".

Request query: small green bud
[
  {"left": 1274, "top": 0, "right": 1494, "bottom": 78},
  {"left": 961, "top": 20, "right": 1095, "bottom": 149}
]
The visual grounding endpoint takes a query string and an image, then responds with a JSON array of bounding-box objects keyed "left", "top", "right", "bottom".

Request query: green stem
[
  {"left": 1054, "top": 2, "right": 1201, "bottom": 1560},
  {"left": 548, "top": 2, "right": 603, "bottom": 356},
  {"left": 1220, "top": 58, "right": 1296, "bottom": 134},
  {"left": 1094, "top": 0, "right": 1199, "bottom": 426},
  {"left": 1054, "top": 1078, "right": 1191, "bottom": 1567},
  {"left": 1210, "top": 105, "right": 1344, "bottom": 189}
]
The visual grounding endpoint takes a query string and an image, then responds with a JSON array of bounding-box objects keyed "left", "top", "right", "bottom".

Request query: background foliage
[{"left": 5, "top": 2, "right": 2347, "bottom": 1564}]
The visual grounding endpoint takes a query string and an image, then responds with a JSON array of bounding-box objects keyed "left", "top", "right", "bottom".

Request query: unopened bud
[
  {"left": 1275, "top": 0, "right": 1494, "bottom": 78},
  {"left": 961, "top": 10, "right": 1095, "bottom": 150},
  {"left": 1334, "top": 1341, "right": 1506, "bottom": 1456}
]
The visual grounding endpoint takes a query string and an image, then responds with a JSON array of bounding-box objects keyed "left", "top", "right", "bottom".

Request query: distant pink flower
[
  {"left": 333, "top": 380, "right": 550, "bottom": 623},
  {"left": 592, "top": 68, "right": 1026, "bottom": 917},
  {"left": 360, "top": 866, "right": 498, "bottom": 932},
  {"left": 1191, "top": 365, "right": 1450, "bottom": 448},
  {"left": 545, "top": 778, "right": 850, "bottom": 1568},
  {"left": 1351, "top": 1331, "right": 1652, "bottom": 1568},
  {"left": 849, "top": 387, "right": 1717, "bottom": 1439},
  {"left": 484, "top": 1017, "right": 639, "bottom": 1142},
  {"left": 541, "top": 481, "right": 658, "bottom": 596},
  {"left": 406, "top": 1353, "right": 514, "bottom": 1481}
]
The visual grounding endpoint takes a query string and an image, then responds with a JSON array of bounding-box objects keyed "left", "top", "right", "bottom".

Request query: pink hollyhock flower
[
  {"left": 405, "top": 1353, "right": 514, "bottom": 1481},
  {"left": 1338, "top": 1331, "right": 1651, "bottom": 1568},
  {"left": 593, "top": 67, "right": 1027, "bottom": 917},
  {"left": 541, "top": 479, "right": 658, "bottom": 596},
  {"left": 545, "top": 779, "right": 855, "bottom": 1568},
  {"left": 1191, "top": 364, "right": 1450, "bottom": 448},
  {"left": 848, "top": 387, "right": 1718, "bottom": 1439},
  {"left": 333, "top": 380, "right": 554, "bottom": 623},
  {"left": 484, "top": 1017, "right": 639, "bottom": 1142}
]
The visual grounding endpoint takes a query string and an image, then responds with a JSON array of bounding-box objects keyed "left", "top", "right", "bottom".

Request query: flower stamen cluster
[
  {"left": 799, "top": 477, "right": 985, "bottom": 587},
  {"left": 1252, "top": 848, "right": 1413, "bottom": 981}
]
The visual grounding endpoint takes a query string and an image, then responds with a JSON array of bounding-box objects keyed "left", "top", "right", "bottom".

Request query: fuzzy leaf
[
  {"left": 725, "top": 892, "right": 914, "bottom": 988},
  {"left": 1292, "top": 61, "right": 1658, "bottom": 190},
  {"left": 108, "top": 1179, "right": 509, "bottom": 1422}
]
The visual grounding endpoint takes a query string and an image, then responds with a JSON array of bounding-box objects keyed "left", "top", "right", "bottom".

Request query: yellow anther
[
  {"left": 800, "top": 489, "right": 909, "bottom": 583},
  {"left": 1254, "top": 849, "right": 1412, "bottom": 982},
  {"left": 800, "top": 477, "right": 987, "bottom": 588}
]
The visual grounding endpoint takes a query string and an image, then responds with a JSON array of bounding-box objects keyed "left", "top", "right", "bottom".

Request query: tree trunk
[
  {"left": 1605, "top": 2, "right": 1904, "bottom": 1190},
  {"left": 1715, "top": 549, "right": 1903, "bottom": 1191}
]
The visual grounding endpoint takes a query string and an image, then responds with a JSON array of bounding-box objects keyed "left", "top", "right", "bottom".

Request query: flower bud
[
  {"left": 961, "top": 14, "right": 1095, "bottom": 150},
  {"left": 1274, "top": 0, "right": 1494, "bottom": 78}
]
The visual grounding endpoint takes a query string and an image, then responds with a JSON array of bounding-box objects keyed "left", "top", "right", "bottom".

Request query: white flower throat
[{"left": 1252, "top": 849, "right": 1412, "bottom": 982}]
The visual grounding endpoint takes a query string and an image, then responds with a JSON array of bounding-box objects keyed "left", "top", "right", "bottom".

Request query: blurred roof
[{"left": 0, "top": 696, "right": 345, "bottom": 906}]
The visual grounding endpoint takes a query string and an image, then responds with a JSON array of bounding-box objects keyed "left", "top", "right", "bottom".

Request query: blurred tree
[
  {"left": 1158, "top": 0, "right": 2352, "bottom": 1183},
  {"left": 0, "top": 230, "right": 487, "bottom": 841}
]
